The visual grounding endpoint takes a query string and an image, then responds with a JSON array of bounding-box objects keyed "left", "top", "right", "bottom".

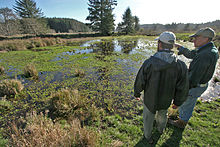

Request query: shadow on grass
[
  {"left": 161, "top": 125, "right": 184, "bottom": 147},
  {"left": 134, "top": 133, "right": 162, "bottom": 147},
  {"left": 134, "top": 124, "right": 184, "bottom": 147}
]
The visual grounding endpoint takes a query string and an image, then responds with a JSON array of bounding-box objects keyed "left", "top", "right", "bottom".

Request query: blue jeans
[{"left": 179, "top": 84, "right": 208, "bottom": 122}]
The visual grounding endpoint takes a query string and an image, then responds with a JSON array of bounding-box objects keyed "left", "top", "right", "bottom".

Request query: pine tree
[
  {"left": 13, "top": 0, "right": 43, "bottom": 18},
  {"left": 134, "top": 16, "right": 140, "bottom": 32},
  {"left": 13, "top": 0, "right": 46, "bottom": 34},
  {"left": 86, "top": 0, "right": 117, "bottom": 35},
  {"left": 117, "top": 7, "right": 135, "bottom": 34}
]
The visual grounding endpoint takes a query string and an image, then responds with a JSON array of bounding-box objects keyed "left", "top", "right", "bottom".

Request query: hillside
[
  {"left": 141, "top": 20, "right": 220, "bottom": 34},
  {"left": 45, "top": 17, "right": 91, "bottom": 33}
]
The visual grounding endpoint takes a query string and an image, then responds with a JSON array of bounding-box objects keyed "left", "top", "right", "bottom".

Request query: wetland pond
[{"left": 0, "top": 36, "right": 219, "bottom": 126}]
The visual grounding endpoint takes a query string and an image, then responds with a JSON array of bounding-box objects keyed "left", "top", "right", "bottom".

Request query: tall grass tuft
[
  {"left": 23, "top": 63, "right": 38, "bottom": 79},
  {"left": 75, "top": 69, "right": 85, "bottom": 77},
  {"left": 0, "top": 66, "right": 4, "bottom": 75},
  {"left": 8, "top": 111, "right": 98, "bottom": 147},
  {"left": 49, "top": 88, "right": 102, "bottom": 122},
  {"left": 0, "top": 79, "right": 24, "bottom": 98}
]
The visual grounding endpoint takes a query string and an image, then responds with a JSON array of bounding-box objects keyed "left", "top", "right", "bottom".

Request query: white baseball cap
[{"left": 155, "top": 31, "right": 176, "bottom": 44}]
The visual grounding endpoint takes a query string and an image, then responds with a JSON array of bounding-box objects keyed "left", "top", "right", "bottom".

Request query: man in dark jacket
[
  {"left": 134, "top": 31, "right": 189, "bottom": 144},
  {"left": 169, "top": 27, "right": 219, "bottom": 128}
]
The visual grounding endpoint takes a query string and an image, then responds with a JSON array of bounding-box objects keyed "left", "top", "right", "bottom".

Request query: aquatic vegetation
[{"left": 0, "top": 79, "right": 24, "bottom": 98}]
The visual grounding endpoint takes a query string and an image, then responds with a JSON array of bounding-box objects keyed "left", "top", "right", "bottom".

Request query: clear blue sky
[{"left": 1, "top": 0, "right": 219, "bottom": 25}]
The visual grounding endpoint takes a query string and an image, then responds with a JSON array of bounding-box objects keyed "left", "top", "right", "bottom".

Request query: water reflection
[
  {"left": 117, "top": 40, "right": 138, "bottom": 54},
  {"left": 91, "top": 40, "right": 115, "bottom": 55}
]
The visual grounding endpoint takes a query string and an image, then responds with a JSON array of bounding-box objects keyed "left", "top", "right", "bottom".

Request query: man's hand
[
  {"left": 135, "top": 97, "right": 141, "bottom": 101},
  {"left": 174, "top": 43, "right": 182, "bottom": 48},
  {"left": 174, "top": 43, "right": 185, "bottom": 55},
  {"left": 172, "top": 104, "right": 178, "bottom": 109}
]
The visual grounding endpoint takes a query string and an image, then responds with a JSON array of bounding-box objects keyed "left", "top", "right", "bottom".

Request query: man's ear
[{"left": 158, "top": 41, "right": 162, "bottom": 50}]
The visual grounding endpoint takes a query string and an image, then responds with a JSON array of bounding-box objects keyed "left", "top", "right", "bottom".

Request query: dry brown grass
[
  {"left": 0, "top": 37, "right": 94, "bottom": 51},
  {"left": 0, "top": 79, "right": 24, "bottom": 98},
  {"left": 0, "top": 38, "right": 64, "bottom": 51},
  {"left": 8, "top": 111, "right": 98, "bottom": 147},
  {"left": 49, "top": 88, "right": 102, "bottom": 122},
  {"left": 23, "top": 63, "right": 38, "bottom": 79}
]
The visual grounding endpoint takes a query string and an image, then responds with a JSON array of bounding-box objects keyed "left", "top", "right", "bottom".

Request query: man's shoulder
[{"left": 176, "top": 59, "right": 188, "bottom": 69}]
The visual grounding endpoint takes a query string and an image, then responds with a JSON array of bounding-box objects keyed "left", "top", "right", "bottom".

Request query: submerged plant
[
  {"left": 0, "top": 79, "right": 24, "bottom": 98},
  {"left": 8, "top": 111, "right": 98, "bottom": 147},
  {"left": 23, "top": 63, "right": 38, "bottom": 79}
]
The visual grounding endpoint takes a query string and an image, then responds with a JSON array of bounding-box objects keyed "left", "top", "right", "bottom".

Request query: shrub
[
  {"left": 23, "top": 63, "right": 38, "bottom": 79},
  {"left": 0, "top": 79, "right": 24, "bottom": 98},
  {"left": 0, "top": 66, "right": 4, "bottom": 75},
  {"left": 8, "top": 111, "right": 98, "bottom": 147}
]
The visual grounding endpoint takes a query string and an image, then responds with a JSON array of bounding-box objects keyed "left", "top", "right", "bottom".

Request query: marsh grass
[
  {"left": 8, "top": 111, "right": 98, "bottom": 147},
  {"left": 23, "top": 63, "right": 39, "bottom": 79},
  {"left": 0, "top": 66, "right": 4, "bottom": 75},
  {"left": 49, "top": 88, "right": 102, "bottom": 122},
  {"left": 0, "top": 97, "right": 13, "bottom": 113},
  {"left": 0, "top": 79, "right": 24, "bottom": 98},
  {"left": 74, "top": 69, "right": 85, "bottom": 77}
]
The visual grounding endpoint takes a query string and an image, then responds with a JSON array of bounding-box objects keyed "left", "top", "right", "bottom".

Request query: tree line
[{"left": 0, "top": 0, "right": 141, "bottom": 36}]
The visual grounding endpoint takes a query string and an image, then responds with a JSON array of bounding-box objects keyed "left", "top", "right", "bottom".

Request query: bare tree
[{"left": 0, "top": 7, "right": 20, "bottom": 36}]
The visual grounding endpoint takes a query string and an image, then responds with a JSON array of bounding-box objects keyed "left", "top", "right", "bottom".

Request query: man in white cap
[
  {"left": 169, "top": 27, "right": 219, "bottom": 128},
  {"left": 134, "top": 31, "right": 189, "bottom": 144}
]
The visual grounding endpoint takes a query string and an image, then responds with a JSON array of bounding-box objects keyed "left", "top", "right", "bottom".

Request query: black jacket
[
  {"left": 178, "top": 42, "right": 219, "bottom": 88},
  {"left": 134, "top": 50, "right": 189, "bottom": 114}
]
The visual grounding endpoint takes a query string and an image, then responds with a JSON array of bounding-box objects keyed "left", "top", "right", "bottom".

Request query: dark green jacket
[
  {"left": 178, "top": 42, "right": 219, "bottom": 88},
  {"left": 134, "top": 50, "right": 189, "bottom": 114}
]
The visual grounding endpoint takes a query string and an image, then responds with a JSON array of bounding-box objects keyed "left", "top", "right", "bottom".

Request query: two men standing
[{"left": 134, "top": 27, "right": 219, "bottom": 144}]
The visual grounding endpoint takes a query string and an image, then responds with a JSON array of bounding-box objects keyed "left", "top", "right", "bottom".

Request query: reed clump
[
  {"left": 0, "top": 79, "right": 24, "bottom": 98},
  {"left": 23, "top": 63, "right": 38, "bottom": 79},
  {"left": 8, "top": 111, "right": 98, "bottom": 147},
  {"left": 49, "top": 88, "right": 102, "bottom": 122},
  {"left": 0, "top": 66, "right": 4, "bottom": 75},
  {"left": 74, "top": 69, "right": 85, "bottom": 77}
]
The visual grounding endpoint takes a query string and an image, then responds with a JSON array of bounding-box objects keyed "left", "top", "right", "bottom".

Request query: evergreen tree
[
  {"left": 134, "top": 16, "right": 140, "bottom": 32},
  {"left": 13, "top": 0, "right": 43, "bottom": 18},
  {"left": 118, "top": 7, "right": 135, "bottom": 34},
  {"left": 86, "top": 0, "right": 117, "bottom": 35},
  {"left": 13, "top": 0, "right": 46, "bottom": 34}
]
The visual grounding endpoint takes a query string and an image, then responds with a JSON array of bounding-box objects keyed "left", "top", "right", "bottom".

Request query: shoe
[
  {"left": 157, "top": 128, "right": 164, "bottom": 135},
  {"left": 142, "top": 135, "right": 154, "bottom": 144},
  {"left": 168, "top": 118, "right": 187, "bottom": 129},
  {"left": 146, "top": 136, "right": 154, "bottom": 144}
]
